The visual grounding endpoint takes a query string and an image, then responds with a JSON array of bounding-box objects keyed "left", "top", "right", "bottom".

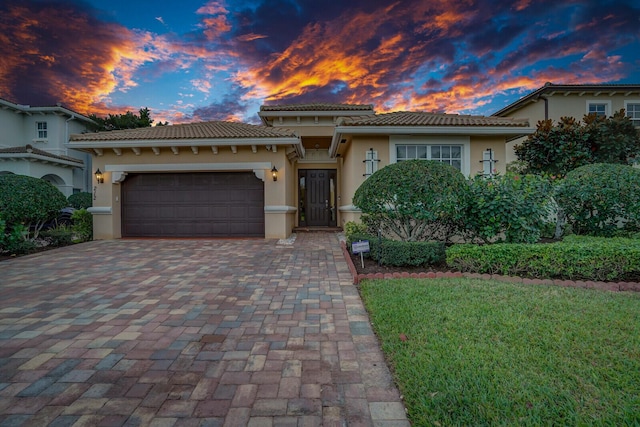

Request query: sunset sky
[{"left": 1, "top": 0, "right": 639, "bottom": 124}]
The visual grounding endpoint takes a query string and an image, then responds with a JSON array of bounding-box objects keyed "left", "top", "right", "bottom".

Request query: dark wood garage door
[{"left": 121, "top": 172, "right": 264, "bottom": 237}]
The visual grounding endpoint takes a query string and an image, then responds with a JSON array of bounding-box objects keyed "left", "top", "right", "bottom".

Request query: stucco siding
[{"left": 90, "top": 145, "right": 295, "bottom": 239}]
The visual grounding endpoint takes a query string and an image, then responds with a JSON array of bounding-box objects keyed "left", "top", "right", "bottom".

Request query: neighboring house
[
  {"left": 0, "top": 98, "right": 95, "bottom": 196},
  {"left": 492, "top": 83, "right": 640, "bottom": 164},
  {"left": 68, "top": 104, "right": 533, "bottom": 240}
]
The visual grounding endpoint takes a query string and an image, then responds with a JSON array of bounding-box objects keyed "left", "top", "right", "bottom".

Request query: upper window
[
  {"left": 396, "top": 144, "right": 462, "bottom": 171},
  {"left": 36, "top": 121, "right": 48, "bottom": 139},
  {"left": 586, "top": 101, "right": 610, "bottom": 117},
  {"left": 625, "top": 102, "right": 640, "bottom": 127}
]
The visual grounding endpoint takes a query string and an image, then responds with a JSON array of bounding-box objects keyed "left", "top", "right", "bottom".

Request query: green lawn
[{"left": 360, "top": 278, "right": 640, "bottom": 426}]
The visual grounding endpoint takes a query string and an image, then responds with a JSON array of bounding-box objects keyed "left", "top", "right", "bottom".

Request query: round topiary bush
[
  {"left": 555, "top": 163, "right": 640, "bottom": 236},
  {"left": 353, "top": 160, "right": 468, "bottom": 242},
  {"left": 67, "top": 192, "right": 92, "bottom": 209},
  {"left": 0, "top": 174, "right": 67, "bottom": 237}
]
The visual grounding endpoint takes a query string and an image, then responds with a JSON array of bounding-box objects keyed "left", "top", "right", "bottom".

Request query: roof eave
[
  {"left": 330, "top": 126, "right": 534, "bottom": 157},
  {"left": 0, "top": 153, "right": 84, "bottom": 168},
  {"left": 0, "top": 99, "right": 94, "bottom": 124}
]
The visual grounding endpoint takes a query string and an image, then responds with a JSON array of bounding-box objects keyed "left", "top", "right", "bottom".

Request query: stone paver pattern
[{"left": 0, "top": 233, "right": 409, "bottom": 426}]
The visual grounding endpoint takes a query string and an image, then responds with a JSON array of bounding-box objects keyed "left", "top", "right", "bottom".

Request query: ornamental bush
[
  {"left": 352, "top": 160, "right": 468, "bottom": 242},
  {"left": 348, "top": 233, "right": 445, "bottom": 267},
  {"left": 464, "top": 173, "right": 553, "bottom": 243},
  {"left": 555, "top": 163, "right": 640, "bottom": 236},
  {"left": 514, "top": 111, "right": 640, "bottom": 177},
  {"left": 40, "top": 225, "right": 74, "bottom": 247},
  {"left": 71, "top": 209, "right": 93, "bottom": 242},
  {"left": 446, "top": 236, "right": 640, "bottom": 281},
  {"left": 0, "top": 174, "right": 67, "bottom": 239},
  {"left": 67, "top": 192, "right": 92, "bottom": 209}
]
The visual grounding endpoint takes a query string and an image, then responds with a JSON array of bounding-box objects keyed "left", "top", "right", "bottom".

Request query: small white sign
[{"left": 351, "top": 240, "right": 370, "bottom": 254}]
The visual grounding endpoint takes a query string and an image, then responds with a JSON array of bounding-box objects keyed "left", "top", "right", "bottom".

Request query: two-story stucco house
[
  {"left": 69, "top": 104, "right": 533, "bottom": 240},
  {"left": 492, "top": 83, "right": 640, "bottom": 164},
  {"left": 0, "top": 98, "right": 95, "bottom": 196}
]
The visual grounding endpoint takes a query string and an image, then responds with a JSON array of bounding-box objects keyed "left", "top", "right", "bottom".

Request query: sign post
[{"left": 351, "top": 240, "right": 370, "bottom": 269}]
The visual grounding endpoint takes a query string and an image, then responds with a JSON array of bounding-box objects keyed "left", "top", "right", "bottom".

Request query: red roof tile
[
  {"left": 70, "top": 121, "right": 298, "bottom": 142},
  {"left": 340, "top": 111, "right": 530, "bottom": 127},
  {"left": 260, "top": 103, "right": 374, "bottom": 112}
]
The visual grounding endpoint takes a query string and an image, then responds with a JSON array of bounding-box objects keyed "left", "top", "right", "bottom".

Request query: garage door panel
[{"left": 122, "top": 172, "right": 264, "bottom": 237}]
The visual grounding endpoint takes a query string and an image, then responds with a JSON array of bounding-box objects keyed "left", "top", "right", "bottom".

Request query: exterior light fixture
[
  {"left": 95, "top": 168, "right": 104, "bottom": 184},
  {"left": 271, "top": 166, "right": 278, "bottom": 182}
]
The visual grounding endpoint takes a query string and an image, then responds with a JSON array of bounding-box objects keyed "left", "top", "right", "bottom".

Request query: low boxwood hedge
[
  {"left": 445, "top": 235, "right": 640, "bottom": 281},
  {"left": 348, "top": 233, "right": 445, "bottom": 267}
]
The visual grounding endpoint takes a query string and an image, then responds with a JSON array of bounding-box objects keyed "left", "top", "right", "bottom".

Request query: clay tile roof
[
  {"left": 340, "top": 111, "right": 530, "bottom": 127},
  {"left": 0, "top": 145, "right": 83, "bottom": 164},
  {"left": 70, "top": 121, "right": 298, "bottom": 142},
  {"left": 260, "top": 103, "right": 374, "bottom": 112}
]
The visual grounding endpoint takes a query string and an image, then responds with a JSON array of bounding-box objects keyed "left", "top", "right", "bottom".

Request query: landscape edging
[{"left": 340, "top": 241, "right": 640, "bottom": 292}]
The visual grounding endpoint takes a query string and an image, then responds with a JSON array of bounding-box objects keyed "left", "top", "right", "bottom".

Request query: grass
[{"left": 359, "top": 278, "right": 640, "bottom": 426}]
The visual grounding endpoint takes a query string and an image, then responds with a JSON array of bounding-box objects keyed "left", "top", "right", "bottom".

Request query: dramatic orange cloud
[
  {"left": 1, "top": 0, "right": 638, "bottom": 123},
  {"left": 233, "top": 2, "right": 480, "bottom": 111}
]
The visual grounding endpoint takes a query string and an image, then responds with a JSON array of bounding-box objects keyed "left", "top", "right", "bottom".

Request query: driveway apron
[{"left": 0, "top": 233, "right": 409, "bottom": 426}]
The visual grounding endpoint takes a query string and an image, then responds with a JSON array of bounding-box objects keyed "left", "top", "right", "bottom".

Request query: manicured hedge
[
  {"left": 348, "top": 233, "right": 445, "bottom": 267},
  {"left": 445, "top": 236, "right": 640, "bottom": 281},
  {"left": 67, "top": 192, "right": 92, "bottom": 210}
]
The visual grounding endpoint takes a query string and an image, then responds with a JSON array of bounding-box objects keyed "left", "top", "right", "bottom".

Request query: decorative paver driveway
[{"left": 0, "top": 233, "right": 408, "bottom": 426}]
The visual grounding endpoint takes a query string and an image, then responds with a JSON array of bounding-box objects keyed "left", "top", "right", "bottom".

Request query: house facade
[
  {"left": 69, "top": 104, "right": 533, "bottom": 240},
  {"left": 0, "top": 98, "right": 95, "bottom": 196},
  {"left": 492, "top": 83, "right": 640, "bottom": 164}
]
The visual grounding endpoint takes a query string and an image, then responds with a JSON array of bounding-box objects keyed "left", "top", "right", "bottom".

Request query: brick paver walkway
[{"left": 0, "top": 233, "right": 408, "bottom": 426}]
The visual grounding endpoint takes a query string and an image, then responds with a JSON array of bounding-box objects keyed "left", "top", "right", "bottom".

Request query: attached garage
[{"left": 121, "top": 172, "right": 264, "bottom": 238}]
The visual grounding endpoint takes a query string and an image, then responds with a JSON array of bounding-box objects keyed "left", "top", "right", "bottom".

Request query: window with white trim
[
  {"left": 396, "top": 144, "right": 462, "bottom": 171},
  {"left": 625, "top": 102, "right": 640, "bottom": 127},
  {"left": 586, "top": 101, "right": 610, "bottom": 117},
  {"left": 36, "top": 121, "right": 48, "bottom": 139}
]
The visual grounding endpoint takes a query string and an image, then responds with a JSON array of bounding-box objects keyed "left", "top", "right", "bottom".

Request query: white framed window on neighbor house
[
  {"left": 36, "top": 121, "right": 48, "bottom": 140},
  {"left": 624, "top": 101, "right": 640, "bottom": 127},
  {"left": 586, "top": 101, "right": 611, "bottom": 117},
  {"left": 390, "top": 135, "right": 470, "bottom": 176}
]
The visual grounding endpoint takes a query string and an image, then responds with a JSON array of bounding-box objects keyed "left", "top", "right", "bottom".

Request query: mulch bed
[{"left": 349, "top": 252, "right": 452, "bottom": 275}]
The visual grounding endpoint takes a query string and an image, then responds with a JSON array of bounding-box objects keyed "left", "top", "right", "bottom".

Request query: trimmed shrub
[
  {"left": 0, "top": 223, "right": 35, "bottom": 255},
  {"left": 0, "top": 174, "right": 67, "bottom": 238},
  {"left": 465, "top": 173, "right": 553, "bottom": 243},
  {"left": 348, "top": 233, "right": 445, "bottom": 267},
  {"left": 555, "top": 163, "right": 640, "bottom": 236},
  {"left": 40, "top": 225, "right": 74, "bottom": 247},
  {"left": 71, "top": 209, "right": 93, "bottom": 242},
  {"left": 67, "top": 192, "right": 92, "bottom": 209},
  {"left": 344, "top": 221, "right": 368, "bottom": 241},
  {"left": 353, "top": 160, "right": 468, "bottom": 242},
  {"left": 446, "top": 236, "right": 640, "bottom": 281}
]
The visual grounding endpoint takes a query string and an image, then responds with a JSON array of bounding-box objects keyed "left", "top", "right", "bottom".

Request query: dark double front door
[{"left": 299, "top": 169, "right": 337, "bottom": 227}]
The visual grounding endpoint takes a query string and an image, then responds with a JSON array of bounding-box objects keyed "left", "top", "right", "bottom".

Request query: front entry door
[{"left": 299, "top": 169, "right": 337, "bottom": 227}]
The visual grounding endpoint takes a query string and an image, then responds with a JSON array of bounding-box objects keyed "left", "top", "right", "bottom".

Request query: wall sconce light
[
  {"left": 271, "top": 166, "right": 278, "bottom": 182},
  {"left": 95, "top": 168, "right": 104, "bottom": 184}
]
